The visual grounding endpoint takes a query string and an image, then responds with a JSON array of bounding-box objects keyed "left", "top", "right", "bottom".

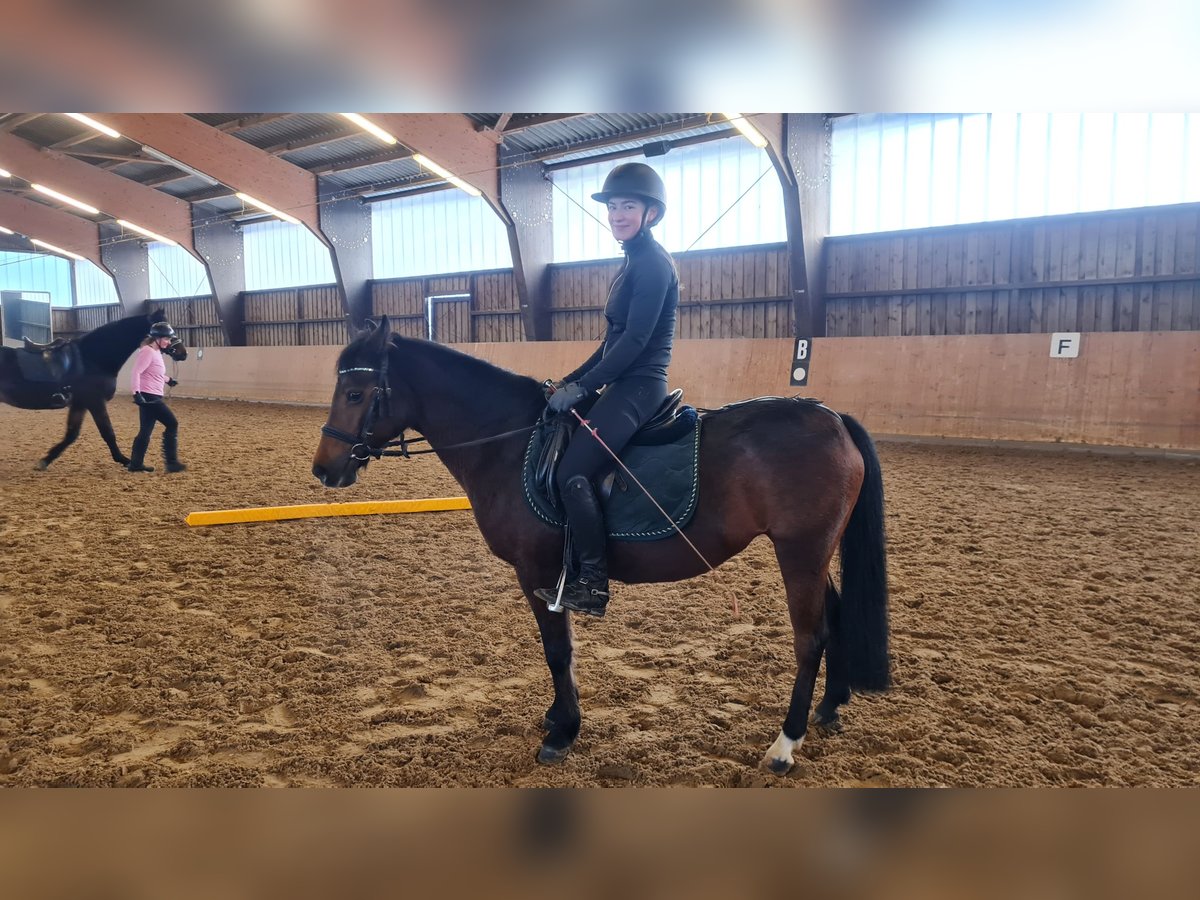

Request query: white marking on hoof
[{"left": 762, "top": 730, "right": 803, "bottom": 774}]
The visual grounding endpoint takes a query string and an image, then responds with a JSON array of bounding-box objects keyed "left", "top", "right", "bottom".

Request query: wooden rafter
[
  {"left": 0, "top": 131, "right": 198, "bottom": 254},
  {"left": 98, "top": 114, "right": 324, "bottom": 238},
  {"left": 0, "top": 190, "right": 104, "bottom": 267}
]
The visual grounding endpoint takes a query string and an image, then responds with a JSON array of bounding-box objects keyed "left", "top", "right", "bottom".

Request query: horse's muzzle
[{"left": 312, "top": 460, "right": 359, "bottom": 488}]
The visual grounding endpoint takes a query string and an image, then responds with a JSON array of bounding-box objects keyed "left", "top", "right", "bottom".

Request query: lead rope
[{"left": 569, "top": 408, "right": 740, "bottom": 618}]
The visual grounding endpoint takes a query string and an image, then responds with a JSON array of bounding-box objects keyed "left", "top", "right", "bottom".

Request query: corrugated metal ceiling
[{"left": 0, "top": 112, "right": 747, "bottom": 224}]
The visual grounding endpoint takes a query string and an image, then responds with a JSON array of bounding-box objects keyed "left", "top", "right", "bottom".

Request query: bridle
[
  {"left": 319, "top": 344, "right": 534, "bottom": 462},
  {"left": 319, "top": 340, "right": 404, "bottom": 461}
]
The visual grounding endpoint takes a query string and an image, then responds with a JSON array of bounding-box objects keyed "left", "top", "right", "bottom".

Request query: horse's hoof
[
  {"left": 762, "top": 756, "right": 793, "bottom": 776},
  {"left": 114, "top": 457, "right": 130, "bottom": 466},
  {"left": 33, "top": 460, "right": 48, "bottom": 471},
  {"left": 812, "top": 714, "right": 843, "bottom": 735},
  {"left": 537, "top": 743, "right": 572, "bottom": 765}
]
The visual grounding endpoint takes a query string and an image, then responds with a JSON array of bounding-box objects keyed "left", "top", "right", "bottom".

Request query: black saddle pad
[{"left": 522, "top": 414, "right": 702, "bottom": 542}]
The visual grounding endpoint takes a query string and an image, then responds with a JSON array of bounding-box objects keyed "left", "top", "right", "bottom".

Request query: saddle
[
  {"left": 23, "top": 336, "right": 69, "bottom": 353},
  {"left": 525, "top": 388, "right": 703, "bottom": 542},
  {"left": 13, "top": 338, "right": 81, "bottom": 406}
]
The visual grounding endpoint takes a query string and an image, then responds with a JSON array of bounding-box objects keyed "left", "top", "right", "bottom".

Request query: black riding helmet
[
  {"left": 148, "top": 321, "right": 176, "bottom": 339},
  {"left": 592, "top": 163, "right": 666, "bottom": 227}
]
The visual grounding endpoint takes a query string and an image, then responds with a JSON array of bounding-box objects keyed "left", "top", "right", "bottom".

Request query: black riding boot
[
  {"left": 540, "top": 474, "right": 610, "bottom": 617},
  {"left": 127, "top": 432, "right": 154, "bottom": 472},
  {"left": 162, "top": 426, "right": 187, "bottom": 473}
]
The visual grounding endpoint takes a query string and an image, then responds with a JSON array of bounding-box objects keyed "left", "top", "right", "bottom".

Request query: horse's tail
[{"left": 835, "top": 413, "right": 891, "bottom": 692}]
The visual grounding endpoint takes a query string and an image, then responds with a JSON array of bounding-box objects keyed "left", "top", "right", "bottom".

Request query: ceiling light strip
[
  {"left": 412, "top": 153, "right": 481, "bottom": 197},
  {"left": 721, "top": 113, "right": 768, "bottom": 149},
  {"left": 235, "top": 192, "right": 302, "bottom": 226},
  {"left": 64, "top": 113, "right": 122, "bottom": 140},
  {"left": 117, "top": 219, "right": 178, "bottom": 247},
  {"left": 339, "top": 113, "right": 397, "bottom": 145},
  {"left": 31, "top": 183, "right": 100, "bottom": 215},
  {"left": 30, "top": 238, "right": 87, "bottom": 261}
]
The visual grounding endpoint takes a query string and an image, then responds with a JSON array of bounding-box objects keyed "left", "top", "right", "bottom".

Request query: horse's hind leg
[
  {"left": 88, "top": 401, "right": 130, "bottom": 465},
  {"left": 813, "top": 580, "right": 851, "bottom": 732},
  {"left": 762, "top": 545, "right": 831, "bottom": 775},
  {"left": 37, "top": 404, "right": 86, "bottom": 470},
  {"left": 521, "top": 583, "right": 581, "bottom": 764}
]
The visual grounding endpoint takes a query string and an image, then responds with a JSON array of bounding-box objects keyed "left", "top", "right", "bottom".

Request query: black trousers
[
  {"left": 131, "top": 396, "right": 180, "bottom": 464},
  {"left": 556, "top": 376, "right": 667, "bottom": 491}
]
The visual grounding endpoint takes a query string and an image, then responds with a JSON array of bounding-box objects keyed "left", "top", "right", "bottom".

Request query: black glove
[
  {"left": 547, "top": 381, "right": 588, "bottom": 414},
  {"left": 167, "top": 378, "right": 179, "bottom": 388},
  {"left": 133, "top": 392, "right": 145, "bottom": 406}
]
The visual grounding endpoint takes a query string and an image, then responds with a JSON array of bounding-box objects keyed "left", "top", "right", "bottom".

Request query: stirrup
[{"left": 537, "top": 568, "right": 569, "bottom": 614}]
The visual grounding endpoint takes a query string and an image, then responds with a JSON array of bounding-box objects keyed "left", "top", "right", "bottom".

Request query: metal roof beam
[
  {"left": 475, "top": 113, "right": 587, "bottom": 135},
  {"left": 306, "top": 145, "right": 417, "bottom": 175},
  {"left": 753, "top": 113, "right": 831, "bottom": 338},
  {"left": 216, "top": 114, "right": 291, "bottom": 133},
  {"left": 524, "top": 115, "right": 714, "bottom": 164},
  {"left": 261, "top": 127, "right": 360, "bottom": 155},
  {"left": 1, "top": 114, "right": 43, "bottom": 132}
]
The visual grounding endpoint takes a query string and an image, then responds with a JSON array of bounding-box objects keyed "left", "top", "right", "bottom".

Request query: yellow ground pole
[{"left": 186, "top": 497, "right": 471, "bottom": 527}]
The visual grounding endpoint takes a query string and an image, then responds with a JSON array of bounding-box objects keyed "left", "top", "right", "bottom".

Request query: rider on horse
[{"left": 533, "top": 163, "right": 680, "bottom": 618}]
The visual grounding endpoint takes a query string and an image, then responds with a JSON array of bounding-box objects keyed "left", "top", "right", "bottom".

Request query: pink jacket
[{"left": 130, "top": 344, "right": 167, "bottom": 396}]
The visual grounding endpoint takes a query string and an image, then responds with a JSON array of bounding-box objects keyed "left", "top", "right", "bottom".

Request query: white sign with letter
[
  {"left": 790, "top": 337, "right": 812, "bottom": 386},
  {"left": 1050, "top": 333, "right": 1080, "bottom": 358}
]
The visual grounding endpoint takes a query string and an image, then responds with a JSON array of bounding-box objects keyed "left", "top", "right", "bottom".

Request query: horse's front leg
[
  {"left": 521, "top": 579, "right": 581, "bottom": 764},
  {"left": 37, "top": 404, "right": 86, "bottom": 470},
  {"left": 88, "top": 400, "right": 130, "bottom": 466}
]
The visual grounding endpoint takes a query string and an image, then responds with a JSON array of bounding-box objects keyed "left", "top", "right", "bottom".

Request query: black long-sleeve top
[{"left": 565, "top": 231, "right": 678, "bottom": 392}]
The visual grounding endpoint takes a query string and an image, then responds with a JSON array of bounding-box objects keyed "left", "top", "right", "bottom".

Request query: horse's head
[
  {"left": 147, "top": 310, "right": 188, "bottom": 360},
  {"left": 312, "top": 316, "right": 411, "bottom": 488},
  {"left": 163, "top": 335, "right": 188, "bottom": 361}
]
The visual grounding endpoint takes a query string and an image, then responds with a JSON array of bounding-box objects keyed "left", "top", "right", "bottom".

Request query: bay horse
[
  {"left": 312, "top": 316, "right": 889, "bottom": 774},
  {"left": 0, "top": 308, "right": 186, "bottom": 469}
]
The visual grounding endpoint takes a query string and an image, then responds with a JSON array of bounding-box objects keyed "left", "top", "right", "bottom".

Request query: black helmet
[
  {"left": 592, "top": 163, "right": 666, "bottom": 225},
  {"left": 148, "top": 321, "right": 175, "bottom": 339}
]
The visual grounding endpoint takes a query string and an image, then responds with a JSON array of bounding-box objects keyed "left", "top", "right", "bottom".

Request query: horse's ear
[
  {"left": 366, "top": 315, "right": 391, "bottom": 350},
  {"left": 149, "top": 308, "right": 164, "bottom": 322}
]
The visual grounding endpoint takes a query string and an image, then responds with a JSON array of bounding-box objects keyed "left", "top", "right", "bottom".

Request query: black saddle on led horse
[
  {"left": 12, "top": 338, "right": 82, "bottom": 407},
  {"left": 523, "top": 388, "right": 703, "bottom": 542}
]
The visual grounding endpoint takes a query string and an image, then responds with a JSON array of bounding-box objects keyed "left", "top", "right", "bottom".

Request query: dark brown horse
[
  {"left": 312, "top": 317, "right": 889, "bottom": 773},
  {"left": 0, "top": 308, "right": 186, "bottom": 469}
]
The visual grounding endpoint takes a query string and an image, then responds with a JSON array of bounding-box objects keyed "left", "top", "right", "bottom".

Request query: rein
[{"left": 320, "top": 359, "right": 534, "bottom": 461}]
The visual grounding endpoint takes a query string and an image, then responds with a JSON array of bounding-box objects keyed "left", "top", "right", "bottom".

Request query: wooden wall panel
[
  {"left": 52, "top": 304, "right": 124, "bottom": 340},
  {"left": 164, "top": 333, "right": 1200, "bottom": 451},
  {"left": 825, "top": 204, "right": 1200, "bottom": 335},
  {"left": 150, "top": 296, "right": 229, "bottom": 348},
  {"left": 548, "top": 244, "right": 791, "bottom": 341},
  {"left": 243, "top": 287, "right": 348, "bottom": 347}
]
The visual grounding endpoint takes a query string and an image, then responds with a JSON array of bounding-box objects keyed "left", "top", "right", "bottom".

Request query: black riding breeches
[
  {"left": 556, "top": 376, "right": 667, "bottom": 492},
  {"left": 131, "top": 397, "right": 179, "bottom": 461}
]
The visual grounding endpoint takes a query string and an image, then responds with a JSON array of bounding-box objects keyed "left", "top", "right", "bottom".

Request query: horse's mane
[
  {"left": 76, "top": 311, "right": 153, "bottom": 374},
  {"left": 340, "top": 332, "right": 545, "bottom": 413}
]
